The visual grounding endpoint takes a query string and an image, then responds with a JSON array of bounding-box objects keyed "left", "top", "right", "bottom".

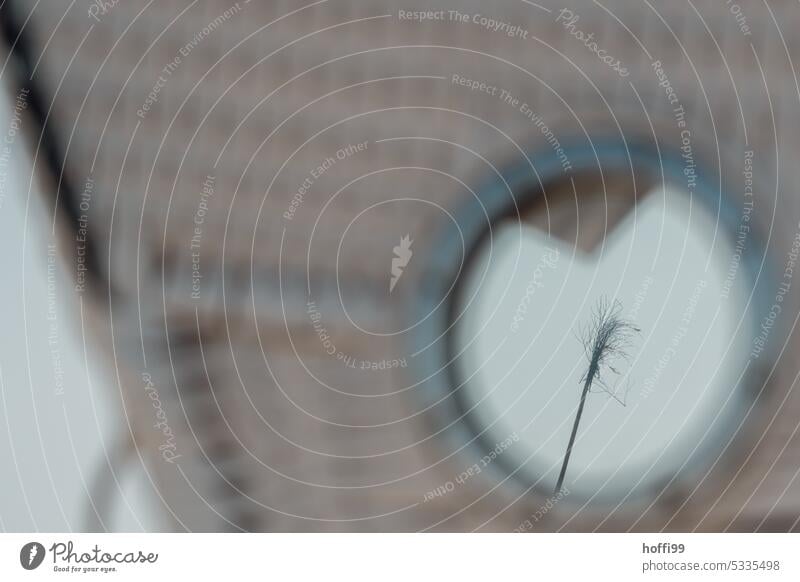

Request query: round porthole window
[{"left": 411, "top": 139, "right": 775, "bottom": 508}]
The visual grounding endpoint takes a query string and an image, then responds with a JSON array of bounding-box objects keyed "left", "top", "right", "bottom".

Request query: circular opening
[{"left": 434, "top": 143, "right": 767, "bottom": 507}]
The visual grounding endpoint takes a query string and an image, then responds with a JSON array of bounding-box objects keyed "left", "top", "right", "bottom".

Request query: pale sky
[{"left": 454, "top": 187, "right": 753, "bottom": 502}]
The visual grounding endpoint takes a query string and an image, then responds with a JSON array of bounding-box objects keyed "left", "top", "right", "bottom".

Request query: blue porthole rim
[{"left": 406, "top": 136, "right": 780, "bottom": 510}]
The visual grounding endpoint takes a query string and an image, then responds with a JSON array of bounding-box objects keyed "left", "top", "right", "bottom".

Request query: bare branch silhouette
[{"left": 554, "top": 298, "right": 640, "bottom": 495}]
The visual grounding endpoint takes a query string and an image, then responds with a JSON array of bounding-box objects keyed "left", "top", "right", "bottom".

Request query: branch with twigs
[{"left": 554, "top": 298, "right": 640, "bottom": 495}]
